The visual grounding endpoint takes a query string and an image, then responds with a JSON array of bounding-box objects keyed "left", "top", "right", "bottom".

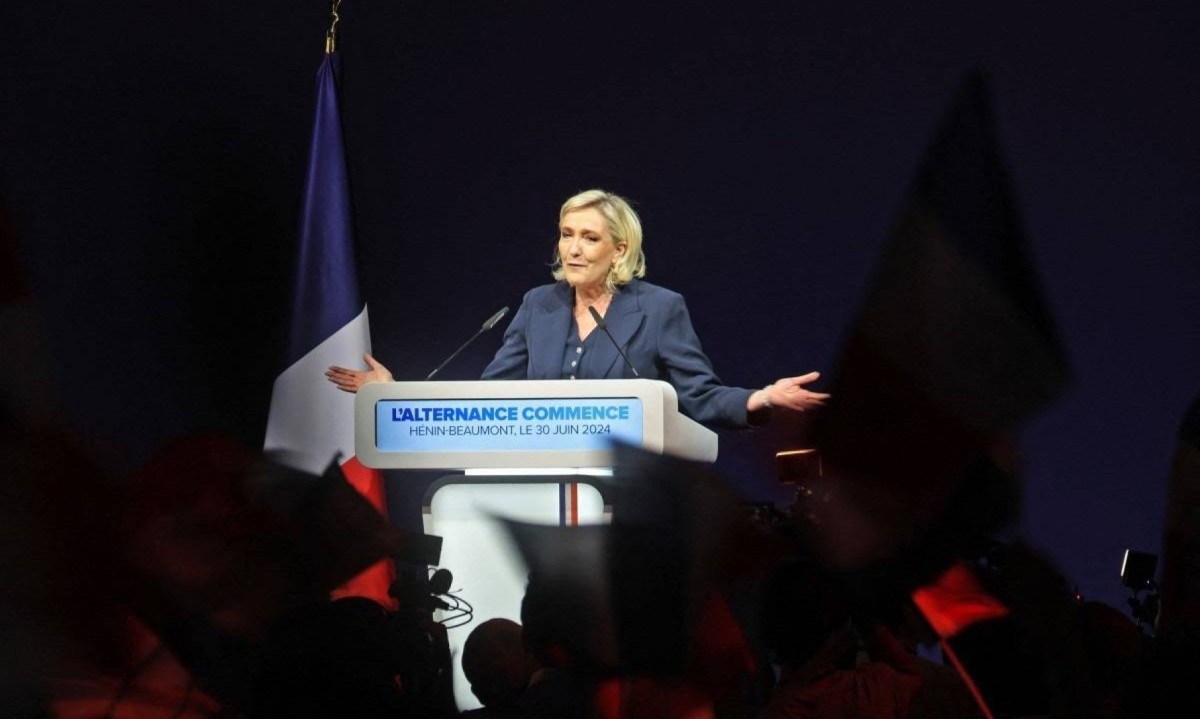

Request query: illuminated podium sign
[
  {"left": 355, "top": 379, "right": 717, "bottom": 469},
  {"left": 376, "top": 397, "right": 645, "bottom": 452}
]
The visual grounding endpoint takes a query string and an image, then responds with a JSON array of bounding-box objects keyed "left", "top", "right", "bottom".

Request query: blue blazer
[{"left": 481, "top": 280, "right": 755, "bottom": 428}]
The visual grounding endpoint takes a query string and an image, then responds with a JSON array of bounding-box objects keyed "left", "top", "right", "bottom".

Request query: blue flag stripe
[{"left": 286, "top": 52, "right": 362, "bottom": 367}]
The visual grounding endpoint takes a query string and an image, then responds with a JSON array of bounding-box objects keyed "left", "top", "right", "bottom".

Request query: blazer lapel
[{"left": 527, "top": 283, "right": 573, "bottom": 379}]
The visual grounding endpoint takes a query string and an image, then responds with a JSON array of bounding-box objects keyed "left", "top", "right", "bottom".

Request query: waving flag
[
  {"left": 912, "top": 561, "right": 1010, "bottom": 639},
  {"left": 808, "top": 71, "right": 1069, "bottom": 572},
  {"left": 264, "top": 49, "right": 394, "bottom": 607}
]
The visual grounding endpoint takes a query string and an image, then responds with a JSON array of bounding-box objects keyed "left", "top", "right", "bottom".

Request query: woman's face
[{"left": 558, "top": 207, "right": 626, "bottom": 292}]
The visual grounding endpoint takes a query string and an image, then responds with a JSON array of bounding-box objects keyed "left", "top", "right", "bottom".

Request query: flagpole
[
  {"left": 937, "top": 639, "right": 997, "bottom": 719},
  {"left": 325, "top": 0, "right": 341, "bottom": 54}
]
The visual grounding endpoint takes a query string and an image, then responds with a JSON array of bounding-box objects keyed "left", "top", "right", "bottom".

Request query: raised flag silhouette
[
  {"left": 264, "top": 49, "right": 395, "bottom": 607},
  {"left": 797, "top": 78, "right": 1080, "bottom": 715},
  {"left": 912, "top": 560, "right": 1010, "bottom": 640},
  {"left": 807, "top": 71, "right": 1070, "bottom": 574}
]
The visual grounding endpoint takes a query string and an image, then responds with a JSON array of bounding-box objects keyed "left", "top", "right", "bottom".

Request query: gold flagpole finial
[{"left": 325, "top": 0, "right": 342, "bottom": 54}]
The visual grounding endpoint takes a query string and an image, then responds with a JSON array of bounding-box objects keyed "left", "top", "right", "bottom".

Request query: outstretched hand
[
  {"left": 325, "top": 353, "right": 394, "bottom": 393},
  {"left": 755, "top": 371, "right": 831, "bottom": 413}
]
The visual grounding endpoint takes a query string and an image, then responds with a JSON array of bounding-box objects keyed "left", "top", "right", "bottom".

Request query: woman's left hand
[{"left": 754, "top": 371, "right": 830, "bottom": 412}]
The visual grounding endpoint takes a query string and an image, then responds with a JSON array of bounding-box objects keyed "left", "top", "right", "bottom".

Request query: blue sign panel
[{"left": 375, "top": 397, "right": 644, "bottom": 453}]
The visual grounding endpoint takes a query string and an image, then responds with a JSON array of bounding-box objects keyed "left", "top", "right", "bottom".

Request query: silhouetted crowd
[{"left": 3, "top": 390, "right": 1199, "bottom": 719}]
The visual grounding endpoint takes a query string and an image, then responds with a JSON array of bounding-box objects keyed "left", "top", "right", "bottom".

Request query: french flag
[{"left": 264, "top": 50, "right": 394, "bottom": 607}]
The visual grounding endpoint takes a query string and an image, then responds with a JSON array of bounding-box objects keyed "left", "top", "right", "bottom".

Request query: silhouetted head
[{"left": 462, "top": 618, "right": 538, "bottom": 709}]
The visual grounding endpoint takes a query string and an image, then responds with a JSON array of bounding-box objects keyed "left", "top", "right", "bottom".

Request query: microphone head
[
  {"left": 429, "top": 567, "right": 453, "bottom": 595},
  {"left": 587, "top": 305, "right": 607, "bottom": 328},
  {"left": 482, "top": 306, "right": 510, "bottom": 330}
]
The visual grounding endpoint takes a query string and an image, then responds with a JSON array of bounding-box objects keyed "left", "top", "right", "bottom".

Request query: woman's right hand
[{"left": 325, "top": 353, "right": 393, "bottom": 393}]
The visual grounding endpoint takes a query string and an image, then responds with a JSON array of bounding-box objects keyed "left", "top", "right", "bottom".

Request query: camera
[
  {"left": 1120, "top": 549, "right": 1157, "bottom": 591},
  {"left": 1120, "top": 549, "right": 1160, "bottom": 632}
]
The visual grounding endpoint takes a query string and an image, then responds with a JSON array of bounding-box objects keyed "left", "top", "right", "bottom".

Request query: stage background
[{"left": 4, "top": 0, "right": 1198, "bottom": 614}]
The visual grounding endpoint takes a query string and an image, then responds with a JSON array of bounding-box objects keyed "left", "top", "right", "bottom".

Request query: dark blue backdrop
[{"left": 4, "top": 1, "right": 1197, "bottom": 613}]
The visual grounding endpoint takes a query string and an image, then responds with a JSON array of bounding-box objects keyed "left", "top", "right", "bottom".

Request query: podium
[{"left": 355, "top": 379, "right": 717, "bottom": 710}]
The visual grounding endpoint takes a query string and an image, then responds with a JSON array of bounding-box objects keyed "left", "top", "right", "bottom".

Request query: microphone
[
  {"left": 588, "top": 306, "right": 640, "bottom": 377},
  {"left": 426, "top": 306, "right": 510, "bottom": 380},
  {"left": 428, "top": 568, "right": 454, "bottom": 610},
  {"left": 428, "top": 568, "right": 453, "bottom": 595},
  {"left": 480, "top": 306, "right": 510, "bottom": 331}
]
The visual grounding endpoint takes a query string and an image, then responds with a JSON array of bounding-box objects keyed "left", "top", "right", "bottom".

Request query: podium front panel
[{"left": 356, "top": 379, "right": 716, "bottom": 468}]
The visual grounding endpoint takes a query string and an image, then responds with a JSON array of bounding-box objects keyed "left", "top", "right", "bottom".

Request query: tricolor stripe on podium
[{"left": 264, "top": 50, "right": 394, "bottom": 607}]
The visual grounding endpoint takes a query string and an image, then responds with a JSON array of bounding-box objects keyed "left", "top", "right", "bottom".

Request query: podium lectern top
[{"left": 355, "top": 379, "right": 717, "bottom": 469}]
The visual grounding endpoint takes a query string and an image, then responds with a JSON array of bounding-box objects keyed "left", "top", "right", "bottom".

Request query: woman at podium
[{"left": 325, "top": 189, "right": 828, "bottom": 428}]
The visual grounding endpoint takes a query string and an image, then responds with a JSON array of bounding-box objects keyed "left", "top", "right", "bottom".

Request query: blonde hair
[{"left": 550, "top": 189, "right": 647, "bottom": 293}]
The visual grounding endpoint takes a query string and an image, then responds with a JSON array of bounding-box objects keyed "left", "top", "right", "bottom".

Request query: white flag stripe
[{"left": 264, "top": 305, "right": 371, "bottom": 475}]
